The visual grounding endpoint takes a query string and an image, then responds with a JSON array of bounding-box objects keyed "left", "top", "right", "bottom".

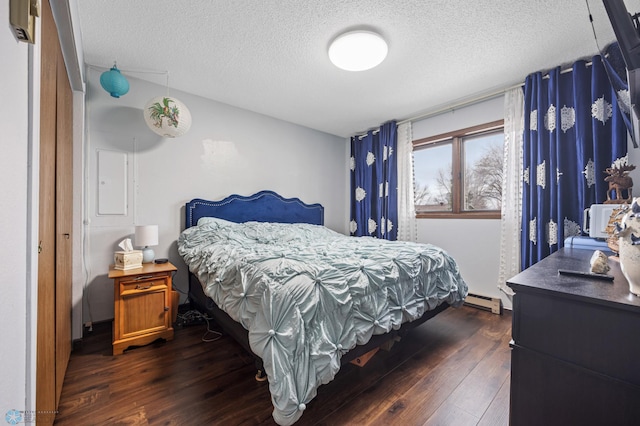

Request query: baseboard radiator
[{"left": 464, "top": 293, "right": 502, "bottom": 315}]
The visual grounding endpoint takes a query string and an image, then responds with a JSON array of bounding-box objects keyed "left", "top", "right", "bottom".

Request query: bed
[{"left": 178, "top": 190, "right": 468, "bottom": 425}]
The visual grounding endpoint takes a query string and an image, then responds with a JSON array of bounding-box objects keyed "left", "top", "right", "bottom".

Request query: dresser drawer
[
  {"left": 512, "top": 291, "right": 640, "bottom": 386},
  {"left": 510, "top": 343, "right": 640, "bottom": 426}
]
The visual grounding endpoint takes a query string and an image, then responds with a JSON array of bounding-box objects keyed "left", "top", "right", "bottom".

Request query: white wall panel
[{"left": 97, "top": 149, "right": 127, "bottom": 215}]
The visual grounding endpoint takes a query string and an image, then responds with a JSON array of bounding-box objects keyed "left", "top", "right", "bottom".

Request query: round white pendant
[{"left": 143, "top": 96, "right": 192, "bottom": 137}]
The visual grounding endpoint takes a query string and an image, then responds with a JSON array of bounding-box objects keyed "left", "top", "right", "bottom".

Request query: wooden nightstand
[{"left": 109, "top": 262, "right": 177, "bottom": 355}]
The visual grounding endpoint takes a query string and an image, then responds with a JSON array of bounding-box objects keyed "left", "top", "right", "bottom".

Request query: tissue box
[{"left": 114, "top": 250, "right": 143, "bottom": 270}]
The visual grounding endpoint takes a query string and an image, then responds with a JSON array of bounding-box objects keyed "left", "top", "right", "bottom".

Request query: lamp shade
[
  {"left": 100, "top": 65, "right": 130, "bottom": 98},
  {"left": 135, "top": 225, "right": 158, "bottom": 263},
  {"left": 135, "top": 225, "right": 158, "bottom": 247},
  {"left": 143, "top": 96, "right": 192, "bottom": 137}
]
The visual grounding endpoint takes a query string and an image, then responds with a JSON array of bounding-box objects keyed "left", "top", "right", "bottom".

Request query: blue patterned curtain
[
  {"left": 522, "top": 50, "right": 629, "bottom": 268},
  {"left": 350, "top": 121, "right": 398, "bottom": 240},
  {"left": 602, "top": 43, "right": 639, "bottom": 149}
]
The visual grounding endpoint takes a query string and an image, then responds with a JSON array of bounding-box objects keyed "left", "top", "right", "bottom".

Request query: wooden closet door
[
  {"left": 37, "top": 0, "right": 73, "bottom": 423},
  {"left": 55, "top": 40, "right": 73, "bottom": 405},
  {"left": 37, "top": 0, "right": 58, "bottom": 418}
]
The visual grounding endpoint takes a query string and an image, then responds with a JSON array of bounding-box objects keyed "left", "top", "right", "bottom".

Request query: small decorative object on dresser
[
  {"left": 603, "top": 162, "right": 635, "bottom": 204},
  {"left": 605, "top": 204, "right": 629, "bottom": 253},
  {"left": 613, "top": 198, "right": 640, "bottom": 295},
  {"left": 109, "top": 261, "right": 177, "bottom": 355},
  {"left": 589, "top": 249, "right": 610, "bottom": 274}
]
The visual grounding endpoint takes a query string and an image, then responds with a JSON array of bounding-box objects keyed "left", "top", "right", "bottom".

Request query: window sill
[{"left": 416, "top": 211, "right": 501, "bottom": 219}]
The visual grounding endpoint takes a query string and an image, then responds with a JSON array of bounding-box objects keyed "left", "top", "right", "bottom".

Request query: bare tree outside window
[
  {"left": 414, "top": 142, "right": 452, "bottom": 212},
  {"left": 463, "top": 133, "right": 503, "bottom": 211},
  {"left": 413, "top": 121, "right": 504, "bottom": 218}
]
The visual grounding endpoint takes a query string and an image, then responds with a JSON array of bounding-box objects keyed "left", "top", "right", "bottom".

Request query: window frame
[{"left": 413, "top": 119, "right": 504, "bottom": 219}]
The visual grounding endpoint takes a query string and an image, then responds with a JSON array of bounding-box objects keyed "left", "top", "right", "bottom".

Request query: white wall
[
  {"left": 412, "top": 97, "right": 509, "bottom": 308},
  {"left": 0, "top": 4, "right": 39, "bottom": 417},
  {"left": 82, "top": 69, "right": 348, "bottom": 325}
]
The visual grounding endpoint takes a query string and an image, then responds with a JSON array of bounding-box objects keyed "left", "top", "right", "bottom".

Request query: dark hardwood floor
[{"left": 55, "top": 305, "right": 511, "bottom": 425}]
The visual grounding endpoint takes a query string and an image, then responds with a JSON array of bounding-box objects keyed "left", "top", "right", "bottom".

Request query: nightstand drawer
[{"left": 120, "top": 277, "right": 167, "bottom": 295}]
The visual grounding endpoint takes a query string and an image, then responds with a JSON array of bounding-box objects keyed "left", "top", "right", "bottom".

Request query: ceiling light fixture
[{"left": 328, "top": 30, "right": 388, "bottom": 71}]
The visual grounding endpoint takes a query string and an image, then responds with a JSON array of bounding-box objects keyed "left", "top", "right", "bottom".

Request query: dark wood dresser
[{"left": 507, "top": 248, "right": 640, "bottom": 426}]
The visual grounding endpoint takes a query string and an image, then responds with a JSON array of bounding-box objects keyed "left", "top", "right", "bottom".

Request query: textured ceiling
[{"left": 75, "top": 0, "right": 640, "bottom": 137}]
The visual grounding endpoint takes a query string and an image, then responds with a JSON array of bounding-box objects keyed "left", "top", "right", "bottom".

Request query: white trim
[
  {"left": 25, "top": 15, "right": 42, "bottom": 414},
  {"left": 50, "top": 0, "right": 85, "bottom": 91}
]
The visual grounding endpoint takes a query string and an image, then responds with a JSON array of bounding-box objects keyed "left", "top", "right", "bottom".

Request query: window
[{"left": 413, "top": 120, "right": 504, "bottom": 218}]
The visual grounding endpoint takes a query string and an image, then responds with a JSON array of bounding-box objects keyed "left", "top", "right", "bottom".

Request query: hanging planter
[{"left": 143, "top": 96, "right": 192, "bottom": 137}]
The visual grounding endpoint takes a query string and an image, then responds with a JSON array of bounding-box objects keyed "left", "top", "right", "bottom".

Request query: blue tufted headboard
[{"left": 184, "top": 190, "right": 324, "bottom": 229}]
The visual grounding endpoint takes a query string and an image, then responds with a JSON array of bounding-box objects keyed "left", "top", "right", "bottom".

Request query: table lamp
[{"left": 135, "top": 225, "right": 158, "bottom": 263}]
